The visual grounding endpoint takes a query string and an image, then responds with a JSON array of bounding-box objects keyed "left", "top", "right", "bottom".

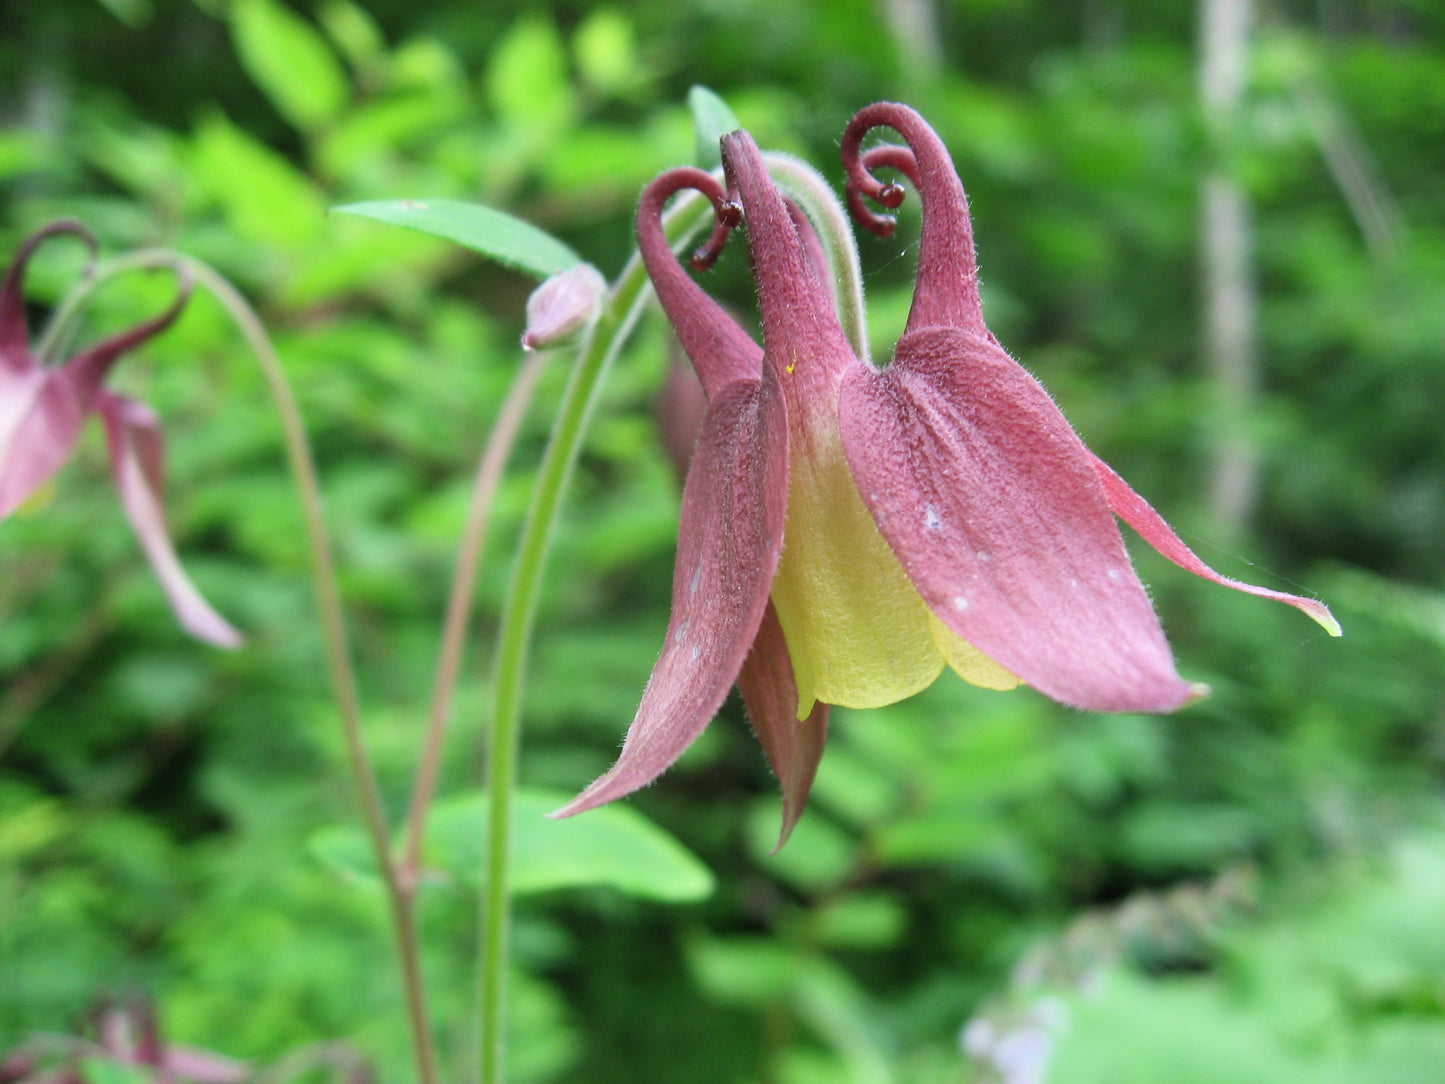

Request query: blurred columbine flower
[
  {"left": 0, "top": 1000, "right": 251, "bottom": 1084},
  {"left": 0, "top": 221, "right": 241, "bottom": 647},
  {"left": 560, "top": 105, "right": 1337, "bottom": 843}
]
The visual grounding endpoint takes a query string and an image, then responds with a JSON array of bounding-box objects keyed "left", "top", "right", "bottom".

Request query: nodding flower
[
  {"left": 0, "top": 222, "right": 241, "bottom": 647},
  {"left": 558, "top": 105, "right": 1337, "bottom": 846}
]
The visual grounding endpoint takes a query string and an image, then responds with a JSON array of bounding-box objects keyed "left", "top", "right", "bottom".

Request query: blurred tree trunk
[
  {"left": 883, "top": 0, "right": 942, "bottom": 81},
  {"left": 1199, "top": 0, "right": 1258, "bottom": 538}
]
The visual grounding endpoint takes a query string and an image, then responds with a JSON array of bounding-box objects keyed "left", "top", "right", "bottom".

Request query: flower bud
[{"left": 521, "top": 263, "right": 607, "bottom": 350}]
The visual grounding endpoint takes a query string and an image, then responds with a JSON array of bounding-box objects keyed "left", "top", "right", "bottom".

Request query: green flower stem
[
  {"left": 402, "top": 344, "right": 553, "bottom": 883},
  {"left": 64, "top": 251, "right": 441, "bottom": 1084},
  {"left": 477, "top": 194, "right": 713, "bottom": 1084}
]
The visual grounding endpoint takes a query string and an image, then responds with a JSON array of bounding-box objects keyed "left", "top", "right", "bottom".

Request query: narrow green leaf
[
  {"left": 318, "top": 0, "right": 386, "bottom": 72},
  {"left": 332, "top": 199, "right": 579, "bottom": 278},
  {"left": 231, "top": 0, "right": 348, "bottom": 132},
  {"left": 574, "top": 9, "right": 641, "bottom": 96},
  {"left": 487, "top": 16, "right": 574, "bottom": 133},
  {"left": 688, "top": 85, "right": 741, "bottom": 169},
  {"left": 193, "top": 111, "right": 327, "bottom": 247}
]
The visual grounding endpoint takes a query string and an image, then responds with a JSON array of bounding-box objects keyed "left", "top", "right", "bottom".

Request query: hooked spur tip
[
  {"left": 878, "top": 181, "right": 907, "bottom": 209},
  {"left": 845, "top": 184, "right": 897, "bottom": 239},
  {"left": 689, "top": 199, "right": 742, "bottom": 272}
]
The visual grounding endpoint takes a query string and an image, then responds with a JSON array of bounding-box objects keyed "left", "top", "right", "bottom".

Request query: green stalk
[
  {"left": 402, "top": 345, "right": 552, "bottom": 885},
  {"left": 476, "top": 195, "right": 713, "bottom": 1084},
  {"left": 54, "top": 252, "right": 441, "bottom": 1084}
]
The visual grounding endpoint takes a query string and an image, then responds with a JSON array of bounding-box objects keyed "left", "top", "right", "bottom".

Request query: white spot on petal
[
  {"left": 688, "top": 565, "right": 702, "bottom": 597},
  {"left": 1106, "top": 567, "right": 1121, "bottom": 581},
  {"left": 976, "top": 550, "right": 992, "bottom": 563},
  {"left": 690, "top": 645, "right": 701, "bottom": 662},
  {"left": 924, "top": 504, "right": 943, "bottom": 532},
  {"left": 953, "top": 595, "right": 970, "bottom": 612},
  {"left": 673, "top": 620, "right": 690, "bottom": 644}
]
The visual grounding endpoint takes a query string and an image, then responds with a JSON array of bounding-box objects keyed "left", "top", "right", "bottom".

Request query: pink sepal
[
  {"left": 555, "top": 370, "right": 789, "bottom": 817},
  {"left": 99, "top": 393, "right": 242, "bottom": 648},
  {"left": 739, "top": 601, "right": 830, "bottom": 851},
  {"left": 840, "top": 326, "right": 1195, "bottom": 712},
  {"left": 1091, "top": 453, "right": 1341, "bottom": 636}
]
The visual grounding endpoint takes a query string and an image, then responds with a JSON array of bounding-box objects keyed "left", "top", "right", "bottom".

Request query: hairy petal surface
[
  {"left": 840, "top": 326, "right": 1197, "bottom": 713},
  {"left": 636, "top": 167, "right": 760, "bottom": 397},
  {"left": 556, "top": 372, "right": 789, "bottom": 817},
  {"left": 720, "top": 131, "right": 855, "bottom": 389},
  {"left": 842, "top": 102, "right": 986, "bottom": 338},
  {"left": 724, "top": 127, "right": 976, "bottom": 713},
  {"left": 1091, "top": 454, "right": 1341, "bottom": 636},
  {"left": 98, "top": 392, "right": 242, "bottom": 648},
  {"left": 927, "top": 610, "right": 1021, "bottom": 691},
  {"left": 738, "top": 602, "right": 830, "bottom": 851}
]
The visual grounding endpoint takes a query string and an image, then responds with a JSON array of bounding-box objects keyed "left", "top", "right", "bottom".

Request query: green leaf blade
[
  {"left": 434, "top": 789, "right": 715, "bottom": 903},
  {"left": 231, "top": 0, "right": 348, "bottom": 131},
  {"left": 331, "top": 199, "right": 580, "bottom": 278},
  {"left": 688, "top": 85, "right": 741, "bottom": 169},
  {"left": 307, "top": 788, "right": 714, "bottom": 904}
]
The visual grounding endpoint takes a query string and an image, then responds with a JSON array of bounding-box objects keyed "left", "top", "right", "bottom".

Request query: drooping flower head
[
  {"left": 559, "top": 105, "right": 1337, "bottom": 842},
  {"left": 0, "top": 222, "right": 240, "bottom": 647}
]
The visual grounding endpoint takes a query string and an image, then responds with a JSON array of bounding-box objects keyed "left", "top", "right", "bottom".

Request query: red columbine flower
[
  {"left": 0, "top": 222, "right": 240, "bottom": 647},
  {"left": 559, "top": 106, "right": 1337, "bottom": 843}
]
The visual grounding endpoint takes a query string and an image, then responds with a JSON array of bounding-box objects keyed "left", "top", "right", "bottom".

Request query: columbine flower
[
  {"left": 0, "top": 221, "right": 240, "bottom": 647},
  {"left": 0, "top": 999, "right": 251, "bottom": 1084},
  {"left": 559, "top": 105, "right": 1337, "bottom": 842}
]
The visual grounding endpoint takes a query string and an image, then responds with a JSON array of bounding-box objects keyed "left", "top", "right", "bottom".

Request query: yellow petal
[
  {"left": 770, "top": 405, "right": 945, "bottom": 718},
  {"left": 928, "top": 611, "right": 1021, "bottom": 691}
]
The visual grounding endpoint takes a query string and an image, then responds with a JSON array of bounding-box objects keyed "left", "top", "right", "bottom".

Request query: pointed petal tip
[
  {"left": 1301, "top": 599, "right": 1343, "bottom": 638},
  {"left": 548, "top": 773, "right": 637, "bottom": 821},
  {"left": 189, "top": 615, "right": 244, "bottom": 650},
  {"left": 770, "top": 803, "right": 803, "bottom": 855},
  {"left": 1090, "top": 455, "right": 1343, "bottom": 640},
  {"left": 547, "top": 796, "right": 591, "bottom": 822},
  {"left": 169, "top": 587, "right": 245, "bottom": 649},
  {"left": 1185, "top": 681, "right": 1212, "bottom": 707},
  {"left": 98, "top": 394, "right": 244, "bottom": 653}
]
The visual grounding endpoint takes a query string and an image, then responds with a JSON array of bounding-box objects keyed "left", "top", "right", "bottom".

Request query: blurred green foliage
[{"left": 2, "top": 1, "right": 1444, "bottom": 1082}]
